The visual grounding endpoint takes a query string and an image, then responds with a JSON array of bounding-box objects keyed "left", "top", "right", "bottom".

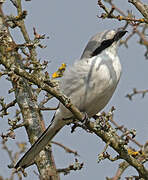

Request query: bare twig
[
  {"left": 126, "top": 88, "right": 148, "bottom": 100},
  {"left": 51, "top": 141, "right": 79, "bottom": 156},
  {"left": 0, "top": 99, "right": 16, "bottom": 113},
  {"left": 57, "top": 159, "right": 83, "bottom": 175},
  {"left": 109, "top": 161, "right": 129, "bottom": 180},
  {"left": 40, "top": 107, "right": 58, "bottom": 111},
  {"left": 110, "top": 118, "right": 142, "bottom": 148},
  {"left": 86, "top": 119, "right": 148, "bottom": 179},
  {"left": 98, "top": 0, "right": 148, "bottom": 24},
  {"left": 128, "top": 0, "right": 148, "bottom": 19},
  {"left": 2, "top": 139, "right": 14, "bottom": 162}
]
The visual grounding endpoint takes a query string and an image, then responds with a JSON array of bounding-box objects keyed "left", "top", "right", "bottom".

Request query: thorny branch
[
  {"left": 1, "top": 139, "right": 27, "bottom": 179},
  {"left": 109, "top": 141, "right": 148, "bottom": 180},
  {"left": 98, "top": 0, "right": 148, "bottom": 59},
  {"left": 1, "top": 32, "right": 148, "bottom": 179},
  {"left": 0, "top": 98, "right": 16, "bottom": 117},
  {"left": 57, "top": 159, "right": 83, "bottom": 175},
  {"left": 109, "top": 108, "right": 142, "bottom": 148},
  {"left": 1, "top": 45, "right": 148, "bottom": 178},
  {"left": 1, "top": 0, "right": 148, "bottom": 180},
  {"left": 89, "top": 113, "right": 148, "bottom": 179},
  {"left": 51, "top": 141, "right": 79, "bottom": 156},
  {"left": 128, "top": 0, "right": 148, "bottom": 19},
  {"left": 126, "top": 88, "right": 148, "bottom": 100},
  {"left": 96, "top": 1, "right": 148, "bottom": 178},
  {"left": 0, "top": 1, "right": 60, "bottom": 179},
  {"left": 98, "top": 0, "right": 148, "bottom": 23}
]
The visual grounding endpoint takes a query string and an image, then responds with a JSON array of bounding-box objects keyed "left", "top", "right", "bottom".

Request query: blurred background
[{"left": 0, "top": 0, "right": 148, "bottom": 179}]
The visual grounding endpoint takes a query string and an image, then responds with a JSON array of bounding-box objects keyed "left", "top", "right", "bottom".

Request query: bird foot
[
  {"left": 81, "top": 112, "right": 90, "bottom": 125},
  {"left": 71, "top": 112, "right": 90, "bottom": 133}
]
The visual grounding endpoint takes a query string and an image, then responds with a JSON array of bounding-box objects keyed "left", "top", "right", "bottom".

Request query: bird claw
[{"left": 81, "top": 112, "right": 90, "bottom": 125}]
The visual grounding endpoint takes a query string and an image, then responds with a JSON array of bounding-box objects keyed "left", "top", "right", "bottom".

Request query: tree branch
[
  {"left": 128, "top": 0, "right": 148, "bottom": 20},
  {"left": 0, "top": 2, "right": 59, "bottom": 180}
]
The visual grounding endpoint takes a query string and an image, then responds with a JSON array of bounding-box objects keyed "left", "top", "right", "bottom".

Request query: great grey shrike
[{"left": 15, "top": 29, "right": 127, "bottom": 169}]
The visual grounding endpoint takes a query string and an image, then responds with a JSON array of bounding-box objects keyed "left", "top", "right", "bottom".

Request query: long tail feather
[{"left": 15, "top": 115, "right": 65, "bottom": 169}]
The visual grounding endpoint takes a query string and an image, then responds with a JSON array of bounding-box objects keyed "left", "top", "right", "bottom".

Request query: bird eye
[
  {"left": 91, "top": 39, "right": 113, "bottom": 57},
  {"left": 101, "top": 39, "right": 113, "bottom": 47}
]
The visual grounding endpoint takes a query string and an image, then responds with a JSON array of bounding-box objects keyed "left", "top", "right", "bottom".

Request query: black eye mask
[
  {"left": 91, "top": 38, "right": 114, "bottom": 57},
  {"left": 91, "top": 30, "right": 127, "bottom": 57}
]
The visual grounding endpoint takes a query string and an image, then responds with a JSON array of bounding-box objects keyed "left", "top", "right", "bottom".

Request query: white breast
[
  {"left": 59, "top": 51, "right": 122, "bottom": 118},
  {"left": 82, "top": 51, "right": 121, "bottom": 116}
]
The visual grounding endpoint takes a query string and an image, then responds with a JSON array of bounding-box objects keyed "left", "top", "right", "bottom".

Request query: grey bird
[{"left": 15, "top": 29, "right": 127, "bottom": 169}]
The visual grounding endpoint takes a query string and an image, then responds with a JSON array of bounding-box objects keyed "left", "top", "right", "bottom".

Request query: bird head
[{"left": 81, "top": 29, "right": 127, "bottom": 59}]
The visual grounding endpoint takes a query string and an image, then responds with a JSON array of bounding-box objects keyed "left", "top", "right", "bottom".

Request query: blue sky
[{"left": 0, "top": 1, "right": 148, "bottom": 179}]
